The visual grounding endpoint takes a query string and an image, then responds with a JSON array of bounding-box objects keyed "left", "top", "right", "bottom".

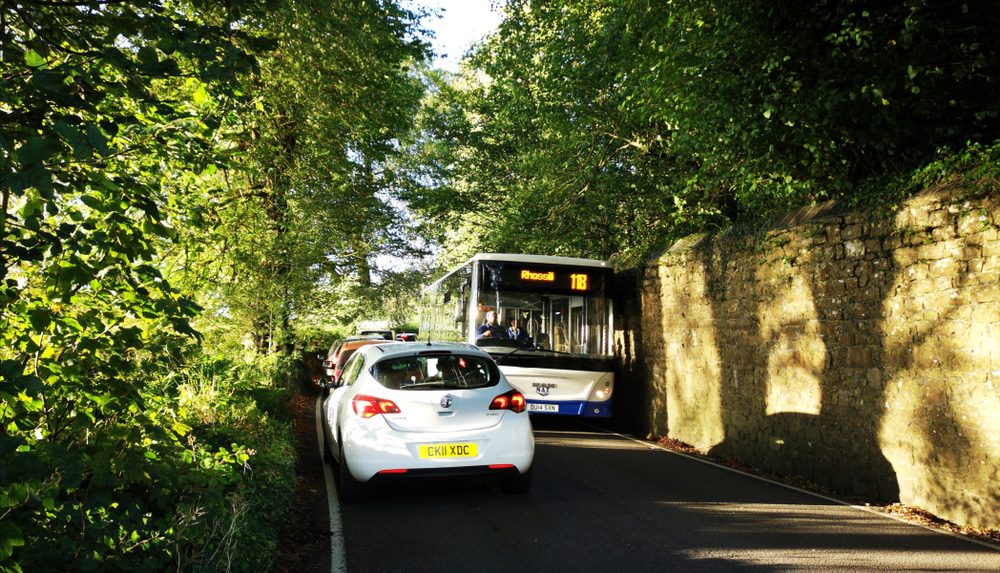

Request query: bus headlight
[{"left": 594, "top": 381, "right": 612, "bottom": 400}]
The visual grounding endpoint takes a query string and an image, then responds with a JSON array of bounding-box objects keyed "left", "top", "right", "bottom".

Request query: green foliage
[
  {"left": 169, "top": 0, "right": 432, "bottom": 353},
  {"left": 1, "top": 1, "right": 267, "bottom": 568},
  {"left": 413, "top": 0, "right": 1000, "bottom": 267},
  {"left": 2, "top": 0, "right": 427, "bottom": 570},
  {"left": 1, "top": 349, "right": 296, "bottom": 572},
  {"left": 902, "top": 142, "right": 1000, "bottom": 196},
  {"left": 849, "top": 141, "right": 1000, "bottom": 209},
  {"left": 632, "top": 0, "right": 1000, "bottom": 215},
  {"left": 151, "top": 352, "right": 297, "bottom": 571}
]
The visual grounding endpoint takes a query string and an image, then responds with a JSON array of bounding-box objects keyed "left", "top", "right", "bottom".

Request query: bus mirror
[{"left": 453, "top": 298, "right": 466, "bottom": 323}]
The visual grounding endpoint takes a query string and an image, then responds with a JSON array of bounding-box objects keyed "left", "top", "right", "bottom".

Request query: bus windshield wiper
[
  {"left": 534, "top": 347, "right": 576, "bottom": 356},
  {"left": 495, "top": 343, "right": 576, "bottom": 363},
  {"left": 495, "top": 346, "right": 526, "bottom": 364}
]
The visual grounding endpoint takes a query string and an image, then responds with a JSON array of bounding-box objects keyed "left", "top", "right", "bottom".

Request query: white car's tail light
[
  {"left": 489, "top": 390, "right": 526, "bottom": 413},
  {"left": 352, "top": 395, "right": 401, "bottom": 418}
]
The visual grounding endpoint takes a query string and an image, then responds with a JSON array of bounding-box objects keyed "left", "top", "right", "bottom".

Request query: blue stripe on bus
[{"left": 526, "top": 399, "right": 612, "bottom": 418}]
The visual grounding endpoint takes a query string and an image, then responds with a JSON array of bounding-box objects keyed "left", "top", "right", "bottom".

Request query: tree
[
  {"left": 413, "top": 0, "right": 1000, "bottom": 266},
  {"left": 1, "top": 0, "right": 432, "bottom": 567},
  {"left": 0, "top": 0, "right": 273, "bottom": 567},
  {"left": 171, "top": 0, "right": 430, "bottom": 352}
]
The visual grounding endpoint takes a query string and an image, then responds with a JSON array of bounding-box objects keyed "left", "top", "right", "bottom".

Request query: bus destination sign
[
  {"left": 480, "top": 262, "right": 609, "bottom": 296},
  {"left": 518, "top": 268, "right": 589, "bottom": 291}
]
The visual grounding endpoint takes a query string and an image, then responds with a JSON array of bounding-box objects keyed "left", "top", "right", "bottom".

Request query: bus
[{"left": 420, "top": 253, "right": 614, "bottom": 417}]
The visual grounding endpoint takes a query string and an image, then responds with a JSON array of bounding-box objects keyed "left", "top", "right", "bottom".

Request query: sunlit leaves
[
  {"left": 4, "top": 2, "right": 432, "bottom": 562},
  {"left": 176, "top": 0, "right": 430, "bottom": 350},
  {"left": 426, "top": 0, "right": 1000, "bottom": 267},
  {"left": 0, "top": 0, "right": 276, "bottom": 569}
]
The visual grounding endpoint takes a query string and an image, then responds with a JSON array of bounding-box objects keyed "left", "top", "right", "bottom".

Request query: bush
[
  {"left": 1, "top": 349, "right": 297, "bottom": 572},
  {"left": 851, "top": 141, "right": 1000, "bottom": 209},
  {"left": 159, "top": 351, "right": 298, "bottom": 571}
]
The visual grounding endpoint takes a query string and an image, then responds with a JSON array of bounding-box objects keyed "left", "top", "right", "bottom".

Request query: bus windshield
[{"left": 474, "top": 261, "right": 612, "bottom": 357}]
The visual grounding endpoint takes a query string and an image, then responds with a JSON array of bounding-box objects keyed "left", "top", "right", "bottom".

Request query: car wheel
[
  {"left": 337, "top": 439, "right": 368, "bottom": 503},
  {"left": 320, "top": 410, "right": 335, "bottom": 464},
  {"left": 500, "top": 465, "right": 533, "bottom": 494}
]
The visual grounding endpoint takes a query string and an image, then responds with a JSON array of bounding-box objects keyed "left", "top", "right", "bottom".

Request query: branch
[
  {"left": 21, "top": 0, "right": 127, "bottom": 7},
  {"left": 1, "top": 183, "right": 9, "bottom": 247},
  {"left": 602, "top": 131, "right": 658, "bottom": 154},
  {"left": 12, "top": 6, "right": 97, "bottom": 58}
]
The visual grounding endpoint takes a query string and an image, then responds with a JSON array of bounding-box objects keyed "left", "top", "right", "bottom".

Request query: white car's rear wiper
[{"left": 402, "top": 380, "right": 446, "bottom": 388}]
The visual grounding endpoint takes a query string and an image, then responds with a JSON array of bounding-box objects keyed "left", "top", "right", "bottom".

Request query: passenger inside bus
[
  {"left": 507, "top": 318, "right": 528, "bottom": 344},
  {"left": 534, "top": 333, "right": 550, "bottom": 350}
]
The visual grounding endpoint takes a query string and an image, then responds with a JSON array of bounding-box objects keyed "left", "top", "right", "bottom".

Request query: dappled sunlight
[
  {"left": 757, "top": 270, "right": 825, "bottom": 416},
  {"left": 677, "top": 546, "right": 998, "bottom": 572},
  {"left": 534, "top": 431, "right": 654, "bottom": 451},
  {"left": 658, "top": 258, "right": 725, "bottom": 449},
  {"left": 878, "top": 198, "right": 1000, "bottom": 529},
  {"left": 656, "top": 502, "right": 889, "bottom": 537},
  {"left": 659, "top": 502, "right": 1000, "bottom": 571},
  {"left": 177, "top": 381, "right": 223, "bottom": 424}
]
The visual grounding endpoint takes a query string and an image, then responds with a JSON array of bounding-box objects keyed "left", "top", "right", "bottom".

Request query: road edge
[
  {"left": 584, "top": 422, "right": 1000, "bottom": 552},
  {"left": 315, "top": 395, "right": 348, "bottom": 572}
]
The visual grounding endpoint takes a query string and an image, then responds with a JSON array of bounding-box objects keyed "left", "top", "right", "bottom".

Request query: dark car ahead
[{"left": 322, "top": 338, "right": 386, "bottom": 386}]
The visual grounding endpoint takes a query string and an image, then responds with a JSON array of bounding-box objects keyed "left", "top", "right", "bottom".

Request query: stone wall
[{"left": 614, "top": 188, "right": 1000, "bottom": 530}]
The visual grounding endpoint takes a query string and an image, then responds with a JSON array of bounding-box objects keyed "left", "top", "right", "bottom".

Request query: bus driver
[{"left": 476, "top": 310, "right": 506, "bottom": 339}]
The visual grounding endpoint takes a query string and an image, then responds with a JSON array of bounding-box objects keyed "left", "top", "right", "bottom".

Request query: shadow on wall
[
  {"left": 687, "top": 216, "right": 899, "bottom": 502},
  {"left": 634, "top": 190, "right": 1000, "bottom": 525},
  {"left": 612, "top": 268, "right": 657, "bottom": 437},
  {"left": 875, "top": 191, "right": 1000, "bottom": 528}
]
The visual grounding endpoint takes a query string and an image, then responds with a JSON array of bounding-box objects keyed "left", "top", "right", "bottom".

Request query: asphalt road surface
[{"left": 317, "top": 408, "right": 1000, "bottom": 572}]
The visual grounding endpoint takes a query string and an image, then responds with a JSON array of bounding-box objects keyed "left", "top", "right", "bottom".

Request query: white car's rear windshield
[{"left": 371, "top": 354, "right": 500, "bottom": 390}]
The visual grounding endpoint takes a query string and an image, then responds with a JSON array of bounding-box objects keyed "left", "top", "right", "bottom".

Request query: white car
[{"left": 321, "top": 342, "right": 535, "bottom": 501}]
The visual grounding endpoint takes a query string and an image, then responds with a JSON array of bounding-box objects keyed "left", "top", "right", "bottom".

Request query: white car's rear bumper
[{"left": 342, "top": 413, "right": 534, "bottom": 482}]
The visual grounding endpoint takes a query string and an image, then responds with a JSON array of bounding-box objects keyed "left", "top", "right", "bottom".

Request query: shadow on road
[
  {"left": 338, "top": 421, "right": 999, "bottom": 572},
  {"left": 277, "top": 383, "right": 998, "bottom": 573}
]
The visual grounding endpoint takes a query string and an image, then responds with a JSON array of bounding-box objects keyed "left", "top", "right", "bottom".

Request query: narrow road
[{"left": 303, "top": 395, "right": 999, "bottom": 572}]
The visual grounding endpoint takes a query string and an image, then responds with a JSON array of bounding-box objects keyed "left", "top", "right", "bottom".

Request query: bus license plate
[
  {"left": 419, "top": 443, "right": 478, "bottom": 459},
  {"left": 528, "top": 403, "right": 559, "bottom": 412}
]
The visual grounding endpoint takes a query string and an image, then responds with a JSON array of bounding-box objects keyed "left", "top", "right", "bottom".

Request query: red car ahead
[{"left": 321, "top": 338, "right": 386, "bottom": 386}]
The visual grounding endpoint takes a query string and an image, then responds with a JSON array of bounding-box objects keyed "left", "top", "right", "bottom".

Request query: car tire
[
  {"left": 500, "top": 465, "right": 533, "bottom": 494},
  {"left": 322, "top": 433, "right": 335, "bottom": 464},
  {"left": 320, "top": 409, "right": 335, "bottom": 464},
  {"left": 337, "top": 439, "right": 367, "bottom": 503}
]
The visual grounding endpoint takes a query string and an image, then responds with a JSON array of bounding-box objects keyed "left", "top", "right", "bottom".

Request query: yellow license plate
[{"left": 418, "top": 443, "right": 478, "bottom": 459}]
